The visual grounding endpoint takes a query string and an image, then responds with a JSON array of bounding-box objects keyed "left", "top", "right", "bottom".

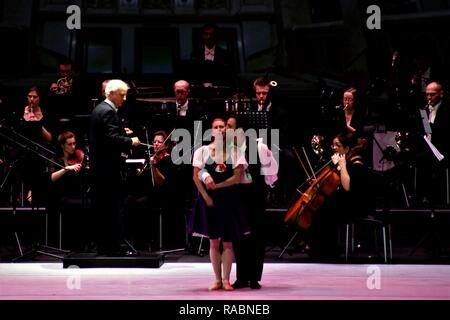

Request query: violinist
[
  {"left": 125, "top": 130, "right": 183, "bottom": 251},
  {"left": 148, "top": 130, "right": 172, "bottom": 186},
  {"left": 307, "top": 133, "right": 375, "bottom": 260},
  {"left": 50, "top": 131, "right": 84, "bottom": 183},
  {"left": 48, "top": 131, "right": 91, "bottom": 250}
]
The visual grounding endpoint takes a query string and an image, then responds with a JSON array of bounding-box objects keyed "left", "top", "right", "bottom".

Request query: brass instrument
[
  {"left": 311, "top": 135, "right": 325, "bottom": 157},
  {"left": 55, "top": 77, "right": 72, "bottom": 95}
]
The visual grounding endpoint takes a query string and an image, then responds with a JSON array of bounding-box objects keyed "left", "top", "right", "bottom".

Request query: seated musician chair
[
  {"left": 57, "top": 197, "right": 91, "bottom": 251},
  {"left": 345, "top": 215, "right": 393, "bottom": 263}
]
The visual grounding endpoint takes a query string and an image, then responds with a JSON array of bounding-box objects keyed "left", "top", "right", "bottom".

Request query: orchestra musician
[
  {"left": 306, "top": 133, "right": 375, "bottom": 260},
  {"left": 49, "top": 131, "right": 90, "bottom": 250},
  {"left": 89, "top": 79, "right": 141, "bottom": 256},
  {"left": 18, "top": 86, "right": 53, "bottom": 206},
  {"left": 315, "top": 87, "right": 369, "bottom": 162},
  {"left": 125, "top": 130, "right": 183, "bottom": 251},
  {"left": 414, "top": 81, "right": 450, "bottom": 207},
  {"left": 190, "top": 23, "right": 235, "bottom": 88},
  {"left": 49, "top": 59, "right": 74, "bottom": 96},
  {"left": 169, "top": 80, "right": 205, "bottom": 132},
  {"left": 47, "top": 58, "right": 82, "bottom": 134}
]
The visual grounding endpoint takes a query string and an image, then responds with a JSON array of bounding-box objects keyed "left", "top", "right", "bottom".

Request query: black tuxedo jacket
[
  {"left": 172, "top": 99, "right": 204, "bottom": 119},
  {"left": 89, "top": 101, "right": 132, "bottom": 180},
  {"left": 191, "top": 46, "right": 234, "bottom": 85},
  {"left": 430, "top": 101, "right": 450, "bottom": 161}
]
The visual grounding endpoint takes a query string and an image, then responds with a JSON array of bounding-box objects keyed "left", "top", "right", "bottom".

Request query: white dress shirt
[
  {"left": 429, "top": 101, "right": 441, "bottom": 124},
  {"left": 177, "top": 100, "right": 189, "bottom": 117},
  {"left": 204, "top": 46, "right": 215, "bottom": 61}
]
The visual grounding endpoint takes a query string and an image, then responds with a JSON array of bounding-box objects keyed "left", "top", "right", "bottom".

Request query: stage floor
[{"left": 1, "top": 262, "right": 449, "bottom": 300}]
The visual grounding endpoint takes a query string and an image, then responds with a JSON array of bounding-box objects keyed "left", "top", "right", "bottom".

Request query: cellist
[{"left": 306, "top": 133, "right": 375, "bottom": 260}]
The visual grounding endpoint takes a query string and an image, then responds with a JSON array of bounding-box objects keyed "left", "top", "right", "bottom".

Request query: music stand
[
  {"left": 409, "top": 160, "right": 445, "bottom": 258},
  {"left": 236, "top": 111, "right": 270, "bottom": 130},
  {"left": 0, "top": 125, "right": 70, "bottom": 261},
  {"left": 370, "top": 129, "right": 411, "bottom": 208},
  {"left": 277, "top": 230, "right": 299, "bottom": 259},
  {"left": 1, "top": 162, "right": 70, "bottom": 262},
  {"left": 408, "top": 210, "right": 443, "bottom": 257},
  {"left": 1, "top": 159, "right": 25, "bottom": 257}
]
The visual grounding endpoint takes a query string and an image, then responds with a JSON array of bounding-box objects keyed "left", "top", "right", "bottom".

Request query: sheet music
[
  {"left": 419, "top": 109, "right": 432, "bottom": 135},
  {"left": 237, "top": 111, "right": 269, "bottom": 129},
  {"left": 125, "top": 159, "right": 146, "bottom": 164},
  {"left": 423, "top": 135, "right": 444, "bottom": 161}
]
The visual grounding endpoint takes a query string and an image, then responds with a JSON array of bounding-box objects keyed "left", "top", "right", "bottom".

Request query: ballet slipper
[
  {"left": 222, "top": 280, "right": 234, "bottom": 291},
  {"left": 208, "top": 280, "right": 222, "bottom": 291}
]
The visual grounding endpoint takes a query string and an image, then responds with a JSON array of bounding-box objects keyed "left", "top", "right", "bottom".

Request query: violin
[
  {"left": 151, "top": 146, "right": 170, "bottom": 165},
  {"left": 66, "top": 149, "right": 86, "bottom": 167}
]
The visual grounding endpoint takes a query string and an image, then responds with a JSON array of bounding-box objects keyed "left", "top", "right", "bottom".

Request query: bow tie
[
  {"left": 205, "top": 48, "right": 215, "bottom": 61},
  {"left": 177, "top": 104, "right": 188, "bottom": 111}
]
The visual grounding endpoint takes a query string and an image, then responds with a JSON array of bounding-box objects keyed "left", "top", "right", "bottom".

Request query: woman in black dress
[
  {"left": 308, "top": 133, "right": 374, "bottom": 259},
  {"left": 18, "top": 87, "right": 53, "bottom": 205}
]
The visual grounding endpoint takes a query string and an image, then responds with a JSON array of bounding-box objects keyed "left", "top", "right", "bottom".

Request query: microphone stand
[{"left": 0, "top": 126, "right": 63, "bottom": 169}]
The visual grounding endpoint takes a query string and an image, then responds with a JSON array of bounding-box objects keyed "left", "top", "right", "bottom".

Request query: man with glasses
[{"left": 173, "top": 80, "right": 202, "bottom": 119}]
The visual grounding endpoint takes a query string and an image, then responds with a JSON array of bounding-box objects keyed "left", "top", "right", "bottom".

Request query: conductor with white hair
[{"left": 89, "top": 79, "right": 141, "bottom": 256}]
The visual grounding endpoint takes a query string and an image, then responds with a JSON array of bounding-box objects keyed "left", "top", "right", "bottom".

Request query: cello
[
  {"left": 284, "top": 136, "right": 366, "bottom": 231},
  {"left": 283, "top": 159, "right": 340, "bottom": 230}
]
